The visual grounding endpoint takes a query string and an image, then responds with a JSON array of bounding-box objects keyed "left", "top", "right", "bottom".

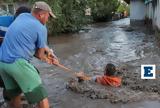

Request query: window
[{"left": 0, "top": 3, "right": 15, "bottom": 16}]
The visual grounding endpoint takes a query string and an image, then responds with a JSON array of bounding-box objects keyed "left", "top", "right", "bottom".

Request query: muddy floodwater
[{"left": 1, "top": 18, "right": 160, "bottom": 108}]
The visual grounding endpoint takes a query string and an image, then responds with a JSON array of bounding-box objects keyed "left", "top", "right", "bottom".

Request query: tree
[
  {"left": 3, "top": 0, "right": 122, "bottom": 34},
  {"left": 88, "top": 0, "right": 120, "bottom": 22},
  {"left": 117, "top": 1, "right": 130, "bottom": 14}
]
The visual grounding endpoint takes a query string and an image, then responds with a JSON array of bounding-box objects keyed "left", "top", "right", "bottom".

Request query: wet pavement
[{"left": 1, "top": 18, "right": 160, "bottom": 108}]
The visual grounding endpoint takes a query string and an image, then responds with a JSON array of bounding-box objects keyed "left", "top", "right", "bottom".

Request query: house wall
[
  {"left": 130, "top": 0, "right": 146, "bottom": 26},
  {"left": 146, "top": 0, "right": 160, "bottom": 29}
]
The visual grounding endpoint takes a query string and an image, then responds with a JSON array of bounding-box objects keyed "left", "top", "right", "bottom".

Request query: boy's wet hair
[{"left": 104, "top": 63, "right": 116, "bottom": 76}]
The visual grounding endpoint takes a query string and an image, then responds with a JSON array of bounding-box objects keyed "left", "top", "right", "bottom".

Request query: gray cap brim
[{"left": 49, "top": 11, "right": 56, "bottom": 18}]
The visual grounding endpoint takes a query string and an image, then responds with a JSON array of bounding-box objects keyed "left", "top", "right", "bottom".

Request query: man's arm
[{"left": 34, "top": 47, "right": 59, "bottom": 65}]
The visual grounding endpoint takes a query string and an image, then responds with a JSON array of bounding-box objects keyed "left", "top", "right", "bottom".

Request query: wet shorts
[{"left": 0, "top": 59, "right": 48, "bottom": 104}]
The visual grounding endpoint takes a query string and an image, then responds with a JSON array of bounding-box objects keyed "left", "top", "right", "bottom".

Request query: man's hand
[
  {"left": 51, "top": 57, "right": 59, "bottom": 65},
  {"left": 35, "top": 47, "right": 59, "bottom": 65},
  {"left": 45, "top": 49, "right": 59, "bottom": 65}
]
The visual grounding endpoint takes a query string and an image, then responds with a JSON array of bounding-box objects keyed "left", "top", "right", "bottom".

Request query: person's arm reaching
[
  {"left": 76, "top": 72, "right": 92, "bottom": 81},
  {"left": 34, "top": 47, "right": 59, "bottom": 65}
]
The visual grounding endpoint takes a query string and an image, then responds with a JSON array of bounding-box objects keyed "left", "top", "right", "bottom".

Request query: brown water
[
  {"left": 1, "top": 18, "right": 160, "bottom": 108},
  {"left": 43, "top": 18, "right": 160, "bottom": 108}
]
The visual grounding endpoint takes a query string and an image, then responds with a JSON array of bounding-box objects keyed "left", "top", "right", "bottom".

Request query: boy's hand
[
  {"left": 75, "top": 71, "right": 87, "bottom": 81},
  {"left": 75, "top": 71, "right": 91, "bottom": 81},
  {"left": 75, "top": 71, "right": 85, "bottom": 77}
]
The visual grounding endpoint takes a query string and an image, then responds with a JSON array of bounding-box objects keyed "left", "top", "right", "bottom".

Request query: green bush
[
  {"left": 29, "top": 0, "right": 120, "bottom": 34},
  {"left": 6, "top": 0, "right": 122, "bottom": 34},
  {"left": 89, "top": 0, "right": 120, "bottom": 22},
  {"left": 117, "top": 1, "right": 130, "bottom": 14},
  {"left": 29, "top": 0, "right": 90, "bottom": 34}
]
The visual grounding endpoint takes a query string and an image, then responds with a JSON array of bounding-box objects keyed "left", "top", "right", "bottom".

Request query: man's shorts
[{"left": 0, "top": 59, "right": 48, "bottom": 104}]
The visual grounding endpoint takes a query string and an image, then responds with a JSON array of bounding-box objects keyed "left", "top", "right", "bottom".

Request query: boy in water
[{"left": 76, "top": 63, "right": 122, "bottom": 87}]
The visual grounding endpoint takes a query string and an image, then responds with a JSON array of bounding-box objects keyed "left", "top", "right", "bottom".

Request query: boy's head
[{"left": 104, "top": 63, "right": 116, "bottom": 76}]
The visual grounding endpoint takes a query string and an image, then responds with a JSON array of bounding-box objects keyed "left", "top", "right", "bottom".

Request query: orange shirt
[{"left": 96, "top": 76, "right": 121, "bottom": 87}]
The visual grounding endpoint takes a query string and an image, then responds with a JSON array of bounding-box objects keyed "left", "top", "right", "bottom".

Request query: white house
[{"left": 124, "top": 0, "right": 160, "bottom": 32}]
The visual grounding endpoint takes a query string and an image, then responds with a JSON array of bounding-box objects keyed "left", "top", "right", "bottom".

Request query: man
[
  {"left": 0, "top": 6, "right": 31, "bottom": 103},
  {"left": 0, "top": 1, "right": 57, "bottom": 108}
]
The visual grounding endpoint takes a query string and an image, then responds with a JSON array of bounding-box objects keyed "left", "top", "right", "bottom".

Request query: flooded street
[
  {"left": 34, "top": 18, "right": 160, "bottom": 108},
  {"left": 42, "top": 18, "right": 160, "bottom": 108},
  {"left": 1, "top": 18, "right": 160, "bottom": 108}
]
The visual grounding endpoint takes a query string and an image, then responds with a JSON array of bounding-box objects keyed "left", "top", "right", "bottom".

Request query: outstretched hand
[
  {"left": 75, "top": 71, "right": 85, "bottom": 77},
  {"left": 75, "top": 71, "right": 91, "bottom": 81},
  {"left": 75, "top": 71, "right": 87, "bottom": 81}
]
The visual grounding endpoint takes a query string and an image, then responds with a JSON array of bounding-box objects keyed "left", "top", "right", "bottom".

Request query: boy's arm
[
  {"left": 82, "top": 75, "right": 92, "bottom": 81},
  {"left": 76, "top": 72, "right": 92, "bottom": 81}
]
